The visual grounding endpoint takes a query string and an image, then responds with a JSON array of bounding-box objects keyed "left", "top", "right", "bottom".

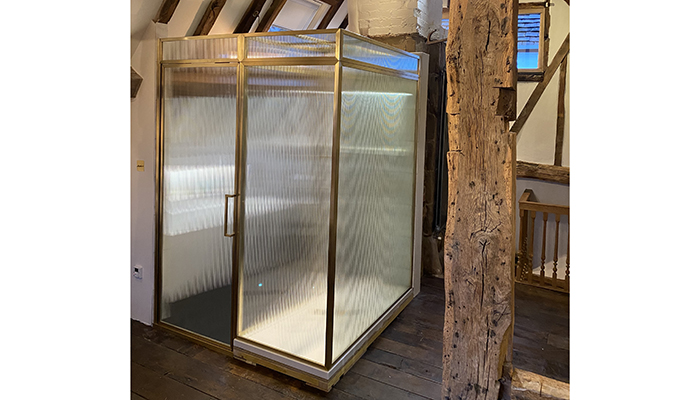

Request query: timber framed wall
[{"left": 153, "top": 28, "right": 426, "bottom": 391}]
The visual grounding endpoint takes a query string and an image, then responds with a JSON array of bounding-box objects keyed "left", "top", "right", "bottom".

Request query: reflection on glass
[
  {"left": 239, "top": 65, "right": 335, "bottom": 365},
  {"left": 341, "top": 32, "right": 418, "bottom": 72},
  {"left": 247, "top": 33, "right": 336, "bottom": 58},
  {"left": 332, "top": 67, "right": 416, "bottom": 361},
  {"left": 163, "top": 37, "right": 238, "bottom": 61},
  {"left": 160, "top": 66, "right": 237, "bottom": 344},
  {"left": 517, "top": 13, "right": 541, "bottom": 69}
]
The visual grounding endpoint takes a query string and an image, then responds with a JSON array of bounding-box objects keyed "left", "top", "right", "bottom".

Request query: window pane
[
  {"left": 332, "top": 67, "right": 416, "bottom": 361},
  {"left": 341, "top": 31, "right": 419, "bottom": 72},
  {"left": 246, "top": 33, "right": 336, "bottom": 58},
  {"left": 272, "top": 0, "right": 322, "bottom": 31},
  {"left": 163, "top": 37, "right": 237, "bottom": 61},
  {"left": 517, "top": 12, "right": 541, "bottom": 70},
  {"left": 239, "top": 65, "right": 335, "bottom": 365}
]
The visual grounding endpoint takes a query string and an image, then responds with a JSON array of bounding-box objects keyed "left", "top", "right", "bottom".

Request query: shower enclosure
[{"left": 155, "top": 29, "right": 425, "bottom": 390}]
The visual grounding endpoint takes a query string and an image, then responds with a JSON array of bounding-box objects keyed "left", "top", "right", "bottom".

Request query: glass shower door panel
[
  {"left": 333, "top": 67, "right": 417, "bottom": 361},
  {"left": 239, "top": 65, "right": 334, "bottom": 365},
  {"left": 160, "top": 66, "right": 238, "bottom": 344}
]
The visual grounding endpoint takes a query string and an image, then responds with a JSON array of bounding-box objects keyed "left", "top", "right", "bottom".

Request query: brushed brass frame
[{"left": 153, "top": 29, "right": 425, "bottom": 388}]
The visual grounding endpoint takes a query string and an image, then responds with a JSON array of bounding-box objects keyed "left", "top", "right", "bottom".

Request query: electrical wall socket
[{"left": 133, "top": 265, "right": 143, "bottom": 279}]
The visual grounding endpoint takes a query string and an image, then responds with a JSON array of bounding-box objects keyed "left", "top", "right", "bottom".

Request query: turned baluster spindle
[
  {"left": 528, "top": 210, "right": 536, "bottom": 283},
  {"left": 552, "top": 213, "right": 560, "bottom": 288},
  {"left": 518, "top": 208, "right": 528, "bottom": 281},
  {"left": 540, "top": 212, "right": 548, "bottom": 284},
  {"left": 565, "top": 227, "right": 570, "bottom": 291}
]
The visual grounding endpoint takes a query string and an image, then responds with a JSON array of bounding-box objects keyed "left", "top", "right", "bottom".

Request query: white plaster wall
[
  {"left": 515, "top": 0, "right": 569, "bottom": 167},
  {"left": 210, "top": 0, "right": 253, "bottom": 34},
  {"left": 132, "top": 0, "right": 164, "bottom": 56},
  {"left": 349, "top": 0, "right": 418, "bottom": 37},
  {"left": 131, "top": 22, "right": 168, "bottom": 324},
  {"left": 168, "top": 0, "right": 212, "bottom": 37},
  {"left": 417, "top": 0, "right": 445, "bottom": 40},
  {"left": 348, "top": 0, "right": 444, "bottom": 38}
]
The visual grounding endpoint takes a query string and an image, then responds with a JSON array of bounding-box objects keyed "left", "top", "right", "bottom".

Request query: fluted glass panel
[
  {"left": 246, "top": 33, "right": 336, "bottom": 58},
  {"left": 239, "top": 65, "right": 335, "bottom": 365},
  {"left": 332, "top": 67, "right": 416, "bottom": 361},
  {"left": 341, "top": 32, "right": 418, "bottom": 72},
  {"left": 162, "top": 37, "right": 238, "bottom": 61},
  {"left": 160, "top": 66, "right": 237, "bottom": 344}
]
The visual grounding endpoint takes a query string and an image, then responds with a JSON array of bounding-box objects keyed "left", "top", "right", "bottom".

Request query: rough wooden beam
[
  {"left": 234, "top": 0, "right": 267, "bottom": 33},
  {"left": 516, "top": 161, "right": 569, "bottom": 184},
  {"left": 542, "top": 5, "right": 551, "bottom": 71},
  {"left": 510, "top": 34, "right": 570, "bottom": 135},
  {"left": 518, "top": 2, "right": 548, "bottom": 9},
  {"left": 256, "top": 0, "right": 287, "bottom": 32},
  {"left": 317, "top": 0, "right": 342, "bottom": 29},
  {"left": 193, "top": 0, "right": 228, "bottom": 36},
  {"left": 554, "top": 54, "right": 568, "bottom": 166},
  {"left": 153, "top": 0, "right": 180, "bottom": 23},
  {"left": 131, "top": 67, "right": 143, "bottom": 99},
  {"left": 443, "top": 0, "right": 517, "bottom": 398},
  {"left": 517, "top": 72, "right": 543, "bottom": 82}
]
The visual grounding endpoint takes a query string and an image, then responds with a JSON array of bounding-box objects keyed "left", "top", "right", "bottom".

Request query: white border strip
[{"left": 233, "top": 288, "right": 415, "bottom": 380}]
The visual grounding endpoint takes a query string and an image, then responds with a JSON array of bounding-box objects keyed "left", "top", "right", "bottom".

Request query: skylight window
[{"left": 270, "top": 0, "right": 331, "bottom": 31}]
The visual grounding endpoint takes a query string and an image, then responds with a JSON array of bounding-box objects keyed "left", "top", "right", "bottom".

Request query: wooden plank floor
[{"left": 132, "top": 276, "right": 568, "bottom": 399}]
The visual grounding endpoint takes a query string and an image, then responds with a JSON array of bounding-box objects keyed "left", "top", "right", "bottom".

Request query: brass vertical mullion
[
  {"left": 233, "top": 34, "right": 247, "bottom": 345},
  {"left": 409, "top": 56, "right": 422, "bottom": 293},
  {"left": 325, "top": 29, "right": 343, "bottom": 369},
  {"left": 154, "top": 39, "right": 165, "bottom": 324}
]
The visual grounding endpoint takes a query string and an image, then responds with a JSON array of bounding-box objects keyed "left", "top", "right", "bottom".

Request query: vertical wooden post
[
  {"left": 528, "top": 211, "right": 536, "bottom": 284},
  {"left": 442, "top": 0, "right": 517, "bottom": 397},
  {"left": 539, "top": 212, "right": 548, "bottom": 284},
  {"left": 552, "top": 214, "right": 560, "bottom": 287},
  {"left": 517, "top": 208, "right": 528, "bottom": 281},
  {"left": 565, "top": 229, "right": 570, "bottom": 291},
  {"left": 554, "top": 54, "right": 568, "bottom": 166}
]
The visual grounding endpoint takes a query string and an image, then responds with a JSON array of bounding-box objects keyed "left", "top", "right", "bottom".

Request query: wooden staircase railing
[{"left": 516, "top": 189, "right": 569, "bottom": 293}]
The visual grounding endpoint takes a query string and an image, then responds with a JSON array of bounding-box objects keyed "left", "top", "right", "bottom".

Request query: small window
[
  {"left": 441, "top": 7, "right": 449, "bottom": 31},
  {"left": 517, "top": 3, "right": 550, "bottom": 81},
  {"left": 269, "top": 0, "right": 331, "bottom": 31}
]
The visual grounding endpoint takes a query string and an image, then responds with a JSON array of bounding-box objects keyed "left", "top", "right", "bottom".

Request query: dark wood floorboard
[
  {"left": 131, "top": 362, "right": 218, "bottom": 400},
  {"left": 132, "top": 276, "right": 568, "bottom": 399}
]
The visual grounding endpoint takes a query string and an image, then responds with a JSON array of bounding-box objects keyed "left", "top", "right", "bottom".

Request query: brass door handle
[{"left": 224, "top": 194, "right": 238, "bottom": 237}]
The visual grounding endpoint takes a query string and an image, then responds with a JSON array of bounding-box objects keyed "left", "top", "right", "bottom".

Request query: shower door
[{"left": 158, "top": 65, "right": 240, "bottom": 345}]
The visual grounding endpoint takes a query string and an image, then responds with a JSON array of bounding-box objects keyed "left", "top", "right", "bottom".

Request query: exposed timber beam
[
  {"left": 234, "top": 0, "right": 267, "bottom": 33},
  {"left": 193, "top": 0, "right": 228, "bottom": 36},
  {"left": 517, "top": 161, "right": 569, "bottom": 184},
  {"left": 554, "top": 54, "right": 568, "bottom": 166},
  {"left": 510, "top": 34, "right": 570, "bottom": 135},
  {"left": 153, "top": 0, "right": 180, "bottom": 23},
  {"left": 256, "top": 0, "right": 287, "bottom": 32},
  {"left": 443, "top": 0, "right": 517, "bottom": 398}
]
